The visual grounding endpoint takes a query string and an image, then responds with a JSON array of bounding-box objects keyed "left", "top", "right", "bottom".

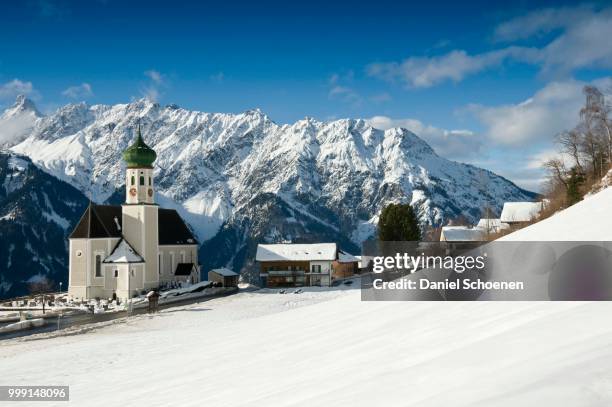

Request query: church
[{"left": 68, "top": 126, "right": 200, "bottom": 301}]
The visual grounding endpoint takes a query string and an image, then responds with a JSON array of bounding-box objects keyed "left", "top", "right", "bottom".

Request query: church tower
[
  {"left": 121, "top": 125, "right": 159, "bottom": 290},
  {"left": 123, "top": 124, "right": 157, "bottom": 204}
]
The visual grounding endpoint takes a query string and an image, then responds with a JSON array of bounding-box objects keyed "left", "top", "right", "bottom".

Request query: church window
[
  {"left": 114, "top": 270, "right": 118, "bottom": 278},
  {"left": 140, "top": 176, "right": 145, "bottom": 185},
  {"left": 95, "top": 255, "right": 102, "bottom": 277},
  {"left": 131, "top": 175, "right": 135, "bottom": 186},
  {"left": 149, "top": 177, "right": 151, "bottom": 186}
]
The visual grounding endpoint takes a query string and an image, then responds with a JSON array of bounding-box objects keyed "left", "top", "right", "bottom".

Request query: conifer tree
[{"left": 378, "top": 203, "right": 421, "bottom": 241}]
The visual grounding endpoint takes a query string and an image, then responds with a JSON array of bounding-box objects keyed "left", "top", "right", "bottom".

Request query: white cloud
[
  {"left": 370, "top": 92, "right": 392, "bottom": 103},
  {"left": 366, "top": 116, "right": 482, "bottom": 160},
  {"left": 0, "top": 79, "right": 38, "bottom": 101},
  {"left": 0, "top": 114, "right": 36, "bottom": 145},
  {"left": 467, "top": 80, "right": 587, "bottom": 145},
  {"left": 61, "top": 83, "right": 93, "bottom": 99},
  {"left": 144, "top": 70, "right": 163, "bottom": 85},
  {"left": 525, "top": 148, "right": 564, "bottom": 170},
  {"left": 329, "top": 85, "right": 360, "bottom": 103},
  {"left": 328, "top": 73, "right": 362, "bottom": 106},
  {"left": 141, "top": 70, "right": 167, "bottom": 101},
  {"left": 367, "top": 48, "right": 532, "bottom": 88},
  {"left": 493, "top": 6, "right": 594, "bottom": 41},
  {"left": 368, "top": 6, "right": 612, "bottom": 88}
]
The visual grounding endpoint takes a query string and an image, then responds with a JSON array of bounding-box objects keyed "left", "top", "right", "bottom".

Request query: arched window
[
  {"left": 131, "top": 176, "right": 135, "bottom": 186},
  {"left": 139, "top": 176, "right": 145, "bottom": 185}
]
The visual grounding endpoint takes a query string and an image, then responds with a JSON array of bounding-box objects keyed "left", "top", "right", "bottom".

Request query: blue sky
[{"left": 1, "top": 0, "right": 612, "bottom": 191}]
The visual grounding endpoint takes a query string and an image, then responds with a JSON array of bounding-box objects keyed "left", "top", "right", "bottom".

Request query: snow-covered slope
[
  {"left": 2, "top": 189, "right": 611, "bottom": 406},
  {"left": 1, "top": 96, "right": 535, "bottom": 279},
  {"left": 500, "top": 186, "right": 612, "bottom": 241},
  {"left": 1, "top": 289, "right": 611, "bottom": 406}
]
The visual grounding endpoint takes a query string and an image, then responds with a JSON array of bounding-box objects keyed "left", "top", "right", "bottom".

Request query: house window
[
  {"left": 149, "top": 177, "right": 152, "bottom": 186},
  {"left": 140, "top": 176, "right": 145, "bottom": 185},
  {"left": 114, "top": 270, "right": 118, "bottom": 278},
  {"left": 95, "top": 255, "right": 102, "bottom": 277},
  {"left": 311, "top": 265, "right": 321, "bottom": 273},
  {"left": 131, "top": 175, "right": 135, "bottom": 186}
]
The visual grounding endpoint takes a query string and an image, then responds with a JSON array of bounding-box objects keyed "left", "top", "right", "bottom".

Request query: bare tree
[
  {"left": 543, "top": 158, "right": 568, "bottom": 190},
  {"left": 557, "top": 130, "right": 585, "bottom": 174}
]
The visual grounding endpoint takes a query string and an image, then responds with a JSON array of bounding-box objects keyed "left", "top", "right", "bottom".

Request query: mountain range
[{"left": 0, "top": 95, "right": 536, "bottom": 297}]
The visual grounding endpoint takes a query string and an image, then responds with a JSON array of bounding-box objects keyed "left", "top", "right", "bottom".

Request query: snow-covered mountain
[
  {"left": 1, "top": 96, "right": 535, "bottom": 283},
  {"left": 0, "top": 95, "right": 42, "bottom": 147},
  {"left": 0, "top": 152, "right": 89, "bottom": 298}
]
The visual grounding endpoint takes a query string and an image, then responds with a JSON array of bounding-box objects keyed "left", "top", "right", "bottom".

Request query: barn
[{"left": 208, "top": 268, "right": 239, "bottom": 287}]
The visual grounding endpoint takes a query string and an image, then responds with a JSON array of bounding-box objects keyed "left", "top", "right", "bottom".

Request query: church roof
[
  {"left": 69, "top": 204, "right": 198, "bottom": 245},
  {"left": 175, "top": 263, "right": 196, "bottom": 276},
  {"left": 70, "top": 204, "right": 122, "bottom": 239},
  {"left": 104, "top": 238, "right": 144, "bottom": 263},
  {"left": 158, "top": 209, "right": 198, "bottom": 245}
]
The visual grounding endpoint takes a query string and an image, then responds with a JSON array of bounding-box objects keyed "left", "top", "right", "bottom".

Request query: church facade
[{"left": 68, "top": 127, "right": 200, "bottom": 300}]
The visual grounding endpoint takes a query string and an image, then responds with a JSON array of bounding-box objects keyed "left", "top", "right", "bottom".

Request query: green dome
[{"left": 122, "top": 125, "right": 157, "bottom": 168}]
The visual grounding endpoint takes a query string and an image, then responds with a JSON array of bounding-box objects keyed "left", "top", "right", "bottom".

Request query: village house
[
  {"left": 439, "top": 226, "right": 485, "bottom": 243},
  {"left": 500, "top": 201, "right": 545, "bottom": 227},
  {"left": 476, "top": 218, "right": 510, "bottom": 234},
  {"left": 68, "top": 126, "right": 200, "bottom": 301},
  {"left": 332, "top": 250, "right": 360, "bottom": 279},
  {"left": 256, "top": 243, "right": 357, "bottom": 287}
]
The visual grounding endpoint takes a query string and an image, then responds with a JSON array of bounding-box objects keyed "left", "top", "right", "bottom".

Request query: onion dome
[{"left": 122, "top": 124, "right": 157, "bottom": 168}]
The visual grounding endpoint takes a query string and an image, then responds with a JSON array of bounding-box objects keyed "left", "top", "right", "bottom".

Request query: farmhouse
[
  {"left": 68, "top": 126, "right": 200, "bottom": 301},
  {"left": 500, "top": 202, "right": 545, "bottom": 226},
  {"left": 256, "top": 243, "right": 339, "bottom": 287},
  {"left": 476, "top": 218, "right": 510, "bottom": 234},
  {"left": 333, "top": 250, "right": 360, "bottom": 279},
  {"left": 440, "top": 226, "right": 484, "bottom": 243}
]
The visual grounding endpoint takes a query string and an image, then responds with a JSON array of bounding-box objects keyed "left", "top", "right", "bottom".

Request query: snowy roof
[
  {"left": 500, "top": 186, "right": 612, "bottom": 241},
  {"left": 337, "top": 250, "right": 359, "bottom": 263},
  {"left": 440, "top": 226, "right": 485, "bottom": 242},
  {"left": 209, "top": 268, "right": 238, "bottom": 277},
  {"left": 476, "top": 218, "right": 510, "bottom": 233},
  {"left": 500, "top": 202, "right": 544, "bottom": 223},
  {"left": 256, "top": 243, "right": 337, "bottom": 262},
  {"left": 103, "top": 239, "right": 144, "bottom": 263}
]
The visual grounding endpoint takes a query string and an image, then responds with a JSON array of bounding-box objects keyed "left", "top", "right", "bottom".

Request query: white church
[{"left": 68, "top": 126, "right": 200, "bottom": 300}]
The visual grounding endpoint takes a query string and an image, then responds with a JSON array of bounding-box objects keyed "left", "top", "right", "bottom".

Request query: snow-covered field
[
  {"left": 1, "top": 286, "right": 611, "bottom": 406},
  {"left": 1, "top": 190, "right": 612, "bottom": 406}
]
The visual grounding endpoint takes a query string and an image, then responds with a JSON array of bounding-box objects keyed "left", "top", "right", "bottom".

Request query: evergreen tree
[
  {"left": 566, "top": 167, "right": 585, "bottom": 206},
  {"left": 378, "top": 203, "right": 421, "bottom": 241}
]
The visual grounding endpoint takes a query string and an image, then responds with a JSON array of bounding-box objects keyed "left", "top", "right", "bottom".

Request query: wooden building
[
  {"left": 208, "top": 268, "right": 239, "bottom": 287},
  {"left": 256, "top": 243, "right": 338, "bottom": 287},
  {"left": 332, "top": 250, "right": 359, "bottom": 279}
]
